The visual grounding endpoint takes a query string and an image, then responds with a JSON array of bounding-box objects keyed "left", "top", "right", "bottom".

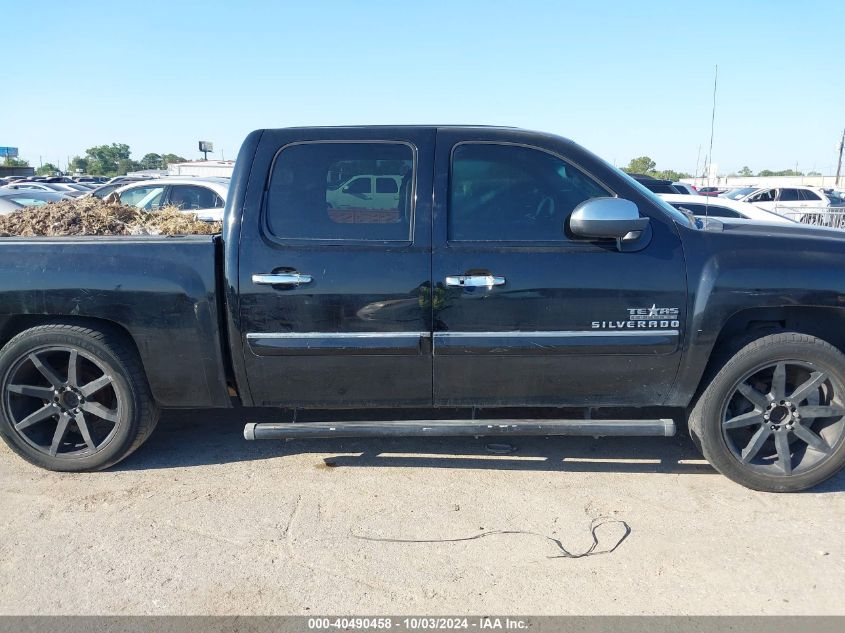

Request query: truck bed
[{"left": 0, "top": 235, "right": 231, "bottom": 408}]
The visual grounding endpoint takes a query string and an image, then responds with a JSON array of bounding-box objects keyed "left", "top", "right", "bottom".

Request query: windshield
[{"left": 722, "top": 187, "right": 758, "bottom": 200}]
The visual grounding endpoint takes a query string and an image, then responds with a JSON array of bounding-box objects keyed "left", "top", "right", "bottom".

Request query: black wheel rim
[
  {"left": 3, "top": 346, "right": 122, "bottom": 458},
  {"left": 721, "top": 360, "right": 845, "bottom": 476}
]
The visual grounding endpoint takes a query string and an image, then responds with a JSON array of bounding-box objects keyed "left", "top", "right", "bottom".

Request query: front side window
[
  {"left": 448, "top": 143, "right": 610, "bottom": 242},
  {"left": 749, "top": 189, "right": 775, "bottom": 202},
  {"left": 267, "top": 142, "right": 414, "bottom": 241},
  {"left": 119, "top": 185, "right": 165, "bottom": 210}
]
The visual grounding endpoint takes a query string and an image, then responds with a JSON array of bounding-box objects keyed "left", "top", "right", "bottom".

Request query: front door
[
  {"left": 238, "top": 128, "right": 434, "bottom": 407},
  {"left": 431, "top": 130, "right": 687, "bottom": 407}
]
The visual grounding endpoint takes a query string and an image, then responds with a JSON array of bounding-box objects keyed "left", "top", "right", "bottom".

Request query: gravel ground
[{"left": 0, "top": 408, "right": 843, "bottom": 615}]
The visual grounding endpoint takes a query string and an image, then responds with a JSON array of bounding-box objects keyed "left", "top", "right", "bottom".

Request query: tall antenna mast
[
  {"left": 836, "top": 128, "right": 844, "bottom": 186},
  {"left": 707, "top": 64, "right": 718, "bottom": 187}
]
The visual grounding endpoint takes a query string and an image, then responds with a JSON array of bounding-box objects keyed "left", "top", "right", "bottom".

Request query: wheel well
[
  {"left": 0, "top": 315, "right": 143, "bottom": 363},
  {"left": 695, "top": 306, "right": 845, "bottom": 401},
  {"left": 714, "top": 307, "right": 845, "bottom": 354}
]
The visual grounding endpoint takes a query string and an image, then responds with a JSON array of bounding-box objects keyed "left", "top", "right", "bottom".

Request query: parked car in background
[
  {"left": 721, "top": 187, "right": 759, "bottom": 200},
  {"left": 86, "top": 183, "right": 124, "bottom": 200},
  {"left": 326, "top": 174, "right": 404, "bottom": 213},
  {"left": 735, "top": 186, "right": 831, "bottom": 212},
  {"left": 628, "top": 174, "right": 679, "bottom": 194},
  {"left": 0, "top": 189, "right": 70, "bottom": 214},
  {"left": 106, "top": 175, "right": 149, "bottom": 187},
  {"left": 672, "top": 182, "right": 698, "bottom": 195},
  {"left": 822, "top": 189, "right": 845, "bottom": 207},
  {"left": 697, "top": 186, "right": 726, "bottom": 197},
  {"left": 113, "top": 177, "right": 228, "bottom": 221},
  {"left": 0, "top": 182, "right": 86, "bottom": 198},
  {"left": 658, "top": 193, "right": 796, "bottom": 225}
]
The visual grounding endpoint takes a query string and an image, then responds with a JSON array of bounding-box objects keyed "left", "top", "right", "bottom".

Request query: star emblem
[{"left": 648, "top": 304, "right": 658, "bottom": 317}]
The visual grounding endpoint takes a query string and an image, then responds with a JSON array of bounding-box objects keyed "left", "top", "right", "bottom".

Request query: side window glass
[
  {"left": 799, "top": 189, "right": 821, "bottom": 201},
  {"left": 448, "top": 143, "right": 610, "bottom": 242},
  {"left": 750, "top": 189, "right": 775, "bottom": 202},
  {"left": 779, "top": 188, "right": 800, "bottom": 202},
  {"left": 343, "top": 177, "right": 371, "bottom": 195},
  {"left": 267, "top": 142, "right": 414, "bottom": 241},
  {"left": 120, "top": 185, "right": 165, "bottom": 210},
  {"left": 376, "top": 177, "right": 399, "bottom": 194},
  {"left": 169, "top": 185, "right": 218, "bottom": 210}
]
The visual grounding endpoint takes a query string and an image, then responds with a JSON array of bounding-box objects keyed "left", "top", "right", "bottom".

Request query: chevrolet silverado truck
[{"left": 2, "top": 126, "right": 845, "bottom": 493}]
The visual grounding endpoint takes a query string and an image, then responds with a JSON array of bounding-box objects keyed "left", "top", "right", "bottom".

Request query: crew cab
[{"left": 2, "top": 126, "right": 845, "bottom": 492}]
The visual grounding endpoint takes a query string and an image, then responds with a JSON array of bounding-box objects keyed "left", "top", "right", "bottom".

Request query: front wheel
[
  {"left": 690, "top": 332, "right": 845, "bottom": 492},
  {"left": 0, "top": 323, "right": 159, "bottom": 471}
]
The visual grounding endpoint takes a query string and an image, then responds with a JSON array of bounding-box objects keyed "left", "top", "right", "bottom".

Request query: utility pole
[{"left": 836, "top": 128, "right": 845, "bottom": 186}]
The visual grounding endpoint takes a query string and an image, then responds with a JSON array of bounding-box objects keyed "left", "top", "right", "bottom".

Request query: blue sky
[{"left": 1, "top": 0, "right": 843, "bottom": 175}]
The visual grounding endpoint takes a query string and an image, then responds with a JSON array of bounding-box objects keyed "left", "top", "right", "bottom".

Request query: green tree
[
  {"left": 623, "top": 156, "right": 657, "bottom": 174},
  {"left": 117, "top": 158, "right": 141, "bottom": 176},
  {"left": 653, "top": 169, "right": 692, "bottom": 181},
  {"left": 3, "top": 156, "right": 29, "bottom": 167},
  {"left": 85, "top": 143, "right": 131, "bottom": 176},
  {"left": 68, "top": 155, "right": 90, "bottom": 174},
  {"left": 139, "top": 153, "right": 163, "bottom": 170},
  {"left": 807, "top": 171, "right": 822, "bottom": 176},
  {"left": 36, "top": 163, "right": 60, "bottom": 176},
  {"left": 161, "top": 153, "right": 187, "bottom": 166},
  {"left": 738, "top": 166, "right": 753, "bottom": 177},
  {"left": 758, "top": 168, "right": 803, "bottom": 177}
]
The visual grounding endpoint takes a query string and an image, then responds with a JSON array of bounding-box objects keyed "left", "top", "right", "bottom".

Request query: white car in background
[
  {"left": 113, "top": 177, "right": 229, "bottom": 222},
  {"left": 725, "top": 186, "right": 831, "bottom": 212},
  {"left": 658, "top": 193, "right": 796, "bottom": 225}
]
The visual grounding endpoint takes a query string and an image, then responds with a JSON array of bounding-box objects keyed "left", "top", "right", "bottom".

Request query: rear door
[
  {"left": 238, "top": 128, "right": 434, "bottom": 407},
  {"left": 431, "top": 129, "right": 687, "bottom": 407}
]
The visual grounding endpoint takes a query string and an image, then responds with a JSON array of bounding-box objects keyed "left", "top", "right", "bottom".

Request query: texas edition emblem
[{"left": 592, "top": 304, "right": 680, "bottom": 330}]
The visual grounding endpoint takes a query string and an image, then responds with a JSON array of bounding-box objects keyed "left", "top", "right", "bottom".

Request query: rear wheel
[
  {"left": 0, "top": 324, "right": 158, "bottom": 471},
  {"left": 690, "top": 332, "right": 845, "bottom": 491}
]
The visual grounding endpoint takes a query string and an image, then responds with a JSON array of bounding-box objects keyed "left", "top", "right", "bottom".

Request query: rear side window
[
  {"left": 449, "top": 143, "right": 610, "bottom": 242},
  {"left": 266, "top": 142, "right": 414, "bottom": 241},
  {"left": 779, "top": 188, "right": 801, "bottom": 202},
  {"left": 169, "top": 185, "right": 223, "bottom": 210},
  {"left": 376, "top": 177, "right": 399, "bottom": 194}
]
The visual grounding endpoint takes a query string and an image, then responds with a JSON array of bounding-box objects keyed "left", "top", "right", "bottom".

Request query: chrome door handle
[
  {"left": 445, "top": 274, "right": 506, "bottom": 288},
  {"left": 252, "top": 273, "right": 313, "bottom": 286}
]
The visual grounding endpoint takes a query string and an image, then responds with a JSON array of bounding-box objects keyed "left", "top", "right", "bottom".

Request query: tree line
[
  {"left": 622, "top": 156, "right": 822, "bottom": 180},
  {"left": 4, "top": 144, "right": 188, "bottom": 177}
]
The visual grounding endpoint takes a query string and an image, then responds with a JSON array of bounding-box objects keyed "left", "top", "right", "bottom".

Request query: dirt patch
[{"left": 0, "top": 197, "right": 222, "bottom": 237}]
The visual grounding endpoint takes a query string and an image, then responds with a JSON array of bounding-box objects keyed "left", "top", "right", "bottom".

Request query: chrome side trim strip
[
  {"left": 246, "top": 332, "right": 428, "bottom": 340},
  {"left": 246, "top": 330, "right": 678, "bottom": 340},
  {"left": 434, "top": 330, "right": 679, "bottom": 338}
]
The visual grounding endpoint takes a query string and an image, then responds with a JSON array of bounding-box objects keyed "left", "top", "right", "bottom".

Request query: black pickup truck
[{"left": 2, "top": 126, "right": 845, "bottom": 492}]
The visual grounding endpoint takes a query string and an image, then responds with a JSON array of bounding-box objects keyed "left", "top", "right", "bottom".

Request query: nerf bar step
[{"left": 244, "top": 418, "right": 676, "bottom": 440}]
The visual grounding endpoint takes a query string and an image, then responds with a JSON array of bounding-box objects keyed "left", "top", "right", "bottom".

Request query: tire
[
  {"left": 0, "top": 323, "right": 159, "bottom": 472},
  {"left": 689, "top": 332, "right": 845, "bottom": 492}
]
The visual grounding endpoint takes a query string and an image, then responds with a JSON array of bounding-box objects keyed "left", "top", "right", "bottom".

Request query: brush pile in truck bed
[{"left": 0, "top": 198, "right": 222, "bottom": 237}]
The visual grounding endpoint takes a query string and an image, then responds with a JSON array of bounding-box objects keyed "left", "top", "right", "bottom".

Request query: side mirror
[
  {"left": 569, "top": 197, "right": 650, "bottom": 242},
  {"left": 342, "top": 186, "right": 350, "bottom": 193}
]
